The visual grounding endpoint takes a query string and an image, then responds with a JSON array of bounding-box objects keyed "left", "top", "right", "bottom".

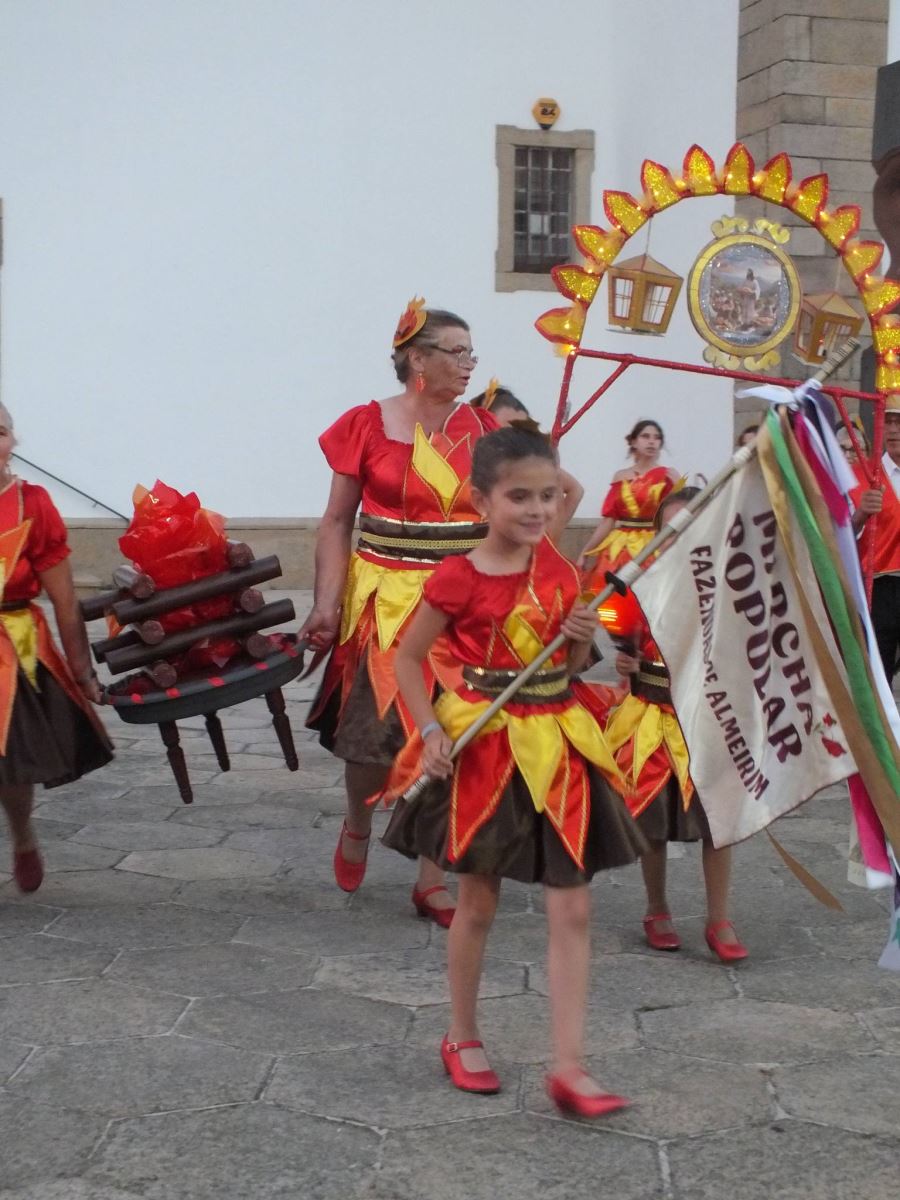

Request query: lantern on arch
[
  {"left": 606, "top": 254, "right": 683, "bottom": 335},
  {"left": 793, "top": 290, "right": 864, "bottom": 365}
]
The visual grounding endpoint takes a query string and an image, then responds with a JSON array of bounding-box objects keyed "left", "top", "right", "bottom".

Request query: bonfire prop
[{"left": 80, "top": 482, "right": 305, "bottom": 803}]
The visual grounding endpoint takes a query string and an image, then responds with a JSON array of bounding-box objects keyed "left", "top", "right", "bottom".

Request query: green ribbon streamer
[{"left": 765, "top": 409, "right": 900, "bottom": 794}]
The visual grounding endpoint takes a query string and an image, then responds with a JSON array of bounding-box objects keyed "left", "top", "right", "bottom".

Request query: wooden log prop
[
  {"left": 226, "top": 540, "right": 254, "bottom": 568},
  {"left": 242, "top": 632, "right": 273, "bottom": 659},
  {"left": 111, "top": 556, "right": 282, "bottom": 624},
  {"left": 236, "top": 587, "right": 265, "bottom": 614},
  {"left": 104, "top": 599, "right": 295, "bottom": 675},
  {"left": 92, "top": 629, "right": 142, "bottom": 664},
  {"left": 135, "top": 619, "right": 166, "bottom": 645},
  {"left": 112, "top": 565, "right": 155, "bottom": 599},
  {"left": 148, "top": 661, "right": 179, "bottom": 689}
]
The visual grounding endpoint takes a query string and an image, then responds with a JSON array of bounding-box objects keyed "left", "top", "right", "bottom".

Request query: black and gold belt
[
  {"left": 617, "top": 518, "right": 653, "bottom": 530},
  {"left": 0, "top": 602, "right": 30, "bottom": 613},
  {"left": 462, "top": 663, "right": 572, "bottom": 705},
  {"left": 630, "top": 659, "right": 672, "bottom": 706},
  {"left": 357, "top": 513, "right": 488, "bottom": 563}
]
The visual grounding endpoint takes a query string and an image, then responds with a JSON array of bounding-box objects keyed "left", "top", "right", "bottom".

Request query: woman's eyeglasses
[{"left": 427, "top": 347, "right": 479, "bottom": 367}]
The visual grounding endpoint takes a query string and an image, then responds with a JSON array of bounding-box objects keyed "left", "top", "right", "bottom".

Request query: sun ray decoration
[{"left": 535, "top": 141, "right": 900, "bottom": 399}]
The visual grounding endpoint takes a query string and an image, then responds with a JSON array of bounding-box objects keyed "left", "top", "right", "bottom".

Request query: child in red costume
[
  {"left": 381, "top": 425, "right": 645, "bottom": 1117},
  {"left": 602, "top": 489, "right": 747, "bottom": 962}
]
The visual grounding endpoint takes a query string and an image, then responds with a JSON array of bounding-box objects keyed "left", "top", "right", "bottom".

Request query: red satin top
[
  {"left": 0, "top": 481, "right": 70, "bottom": 603},
  {"left": 319, "top": 401, "right": 497, "bottom": 522},
  {"left": 423, "top": 541, "right": 575, "bottom": 676},
  {"left": 600, "top": 465, "right": 676, "bottom": 522}
]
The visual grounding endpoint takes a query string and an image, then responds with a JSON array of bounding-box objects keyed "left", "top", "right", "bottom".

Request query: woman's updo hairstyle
[
  {"left": 470, "top": 385, "right": 529, "bottom": 416},
  {"left": 391, "top": 310, "right": 470, "bottom": 383},
  {"left": 653, "top": 485, "right": 701, "bottom": 532},
  {"left": 625, "top": 419, "right": 665, "bottom": 454},
  {"left": 471, "top": 425, "right": 556, "bottom": 494}
]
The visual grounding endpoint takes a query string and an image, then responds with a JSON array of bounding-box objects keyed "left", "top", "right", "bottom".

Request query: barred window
[{"left": 496, "top": 126, "right": 594, "bottom": 293}]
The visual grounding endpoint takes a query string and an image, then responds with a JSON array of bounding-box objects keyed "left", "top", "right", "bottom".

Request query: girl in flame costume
[
  {"left": 600, "top": 489, "right": 747, "bottom": 962},
  {"left": 0, "top": 406, "right": 113, "bottom": 892},
  {"left": 579, "top": 419, "right": 681, "bottom": 594},
  {"left": 380, "top": 426, "right": 645, "bottom": 1117},
  {"left": 303, "top": 300, "right": 498, "bottom": 923}
]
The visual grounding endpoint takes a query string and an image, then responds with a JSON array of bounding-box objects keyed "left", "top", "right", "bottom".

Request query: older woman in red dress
[{"left": 301, "top": 300, "right": 497, "bottom": 924}]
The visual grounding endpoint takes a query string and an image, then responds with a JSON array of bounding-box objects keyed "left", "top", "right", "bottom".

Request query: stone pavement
[{"left": 0, "top": 597, "right": 898, "bottom": 1199}]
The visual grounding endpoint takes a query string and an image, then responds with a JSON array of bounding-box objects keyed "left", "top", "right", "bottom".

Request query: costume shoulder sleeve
[
  {"left": 471, "top": 407, "right": 501, "bottom": 434},
  {"left": 318, "top": 403, "right": 377, "bottom": 477},
  {"left": 600, "top": 480, "right": 620, "bottom": 518},
  {"left": 22, "top": 483, "right": 71, "bottom": 573},
  {"left": 423, "top": 556, "right": 471, "bottom": 618}
]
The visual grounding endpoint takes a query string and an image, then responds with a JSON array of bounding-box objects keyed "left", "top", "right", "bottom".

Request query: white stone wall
[{"left": 0, "top": 0, "right": 738, "bottom": 520}]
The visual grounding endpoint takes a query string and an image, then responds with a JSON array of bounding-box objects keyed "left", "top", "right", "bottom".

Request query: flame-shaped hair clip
[
  {"left": 482, "top": 377, "right": 500, "bottom": 410},
  {"left": 393, "top": 296, "right": 427, "bottom": 348}
]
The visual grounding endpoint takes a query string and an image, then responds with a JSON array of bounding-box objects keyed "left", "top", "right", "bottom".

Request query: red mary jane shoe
[
  {"left": 333, "top": 822, "right": 370, "bottom": 893},
  {"left": 705, "top": 920, "right": 748, "bottom": 963},
  {"left": 441, "top": 1037, "right": 501, "bottom": 1094},
  {"left": 642, "top": 912, "right": 681, "bottom": 951},
  {"left": 546, "top": 1070, "right": 631, "bottom": 1119},
  {"left": 13, "top": 848, "right": 44, "bottom": 894},
  {"left": 412, "top": 884, "right": 455, "bottom": 929}
]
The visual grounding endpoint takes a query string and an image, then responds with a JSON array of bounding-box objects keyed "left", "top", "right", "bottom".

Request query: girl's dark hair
[
  {"left": 654, "top": 486, "right": 701, "bottom": 531},
  {"left": 470, "top": 386, "right": 529, "bottom": 416},
  {"left": 625, "top": 419, "right": 665, "bottom": 451},
  {"left": 391, "top": 309, "right": 470, "bottom": 383},
  {"left": 471, "top": 426, "right": 556, "bottom": 493}
]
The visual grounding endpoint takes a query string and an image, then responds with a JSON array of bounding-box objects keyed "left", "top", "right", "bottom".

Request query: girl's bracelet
[{"left": 420, "top": 720, "right": 442, "bottom": 741}]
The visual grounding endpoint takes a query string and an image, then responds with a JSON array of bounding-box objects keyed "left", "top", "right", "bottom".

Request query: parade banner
[{"left": 632, "top": 458, "right": 855, "bottom": 848}]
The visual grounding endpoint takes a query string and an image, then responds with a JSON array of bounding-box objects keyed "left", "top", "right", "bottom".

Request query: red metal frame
[{"left": 551, "top": 346, "right": 886, "bottom": 594}]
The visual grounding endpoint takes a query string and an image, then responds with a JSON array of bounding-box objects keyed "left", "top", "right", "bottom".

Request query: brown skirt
[
  {"left": 0, "top": 666, "right": 114, "bottom": 789},
  {"left": 308, "top": 658, "right": 407, "bottom": 766},
  {"left": 382, "top": 765, "right": 648, "bottom": 888},
  {"left": 637, "top": 778, "right": 710, "bottom": 844}
]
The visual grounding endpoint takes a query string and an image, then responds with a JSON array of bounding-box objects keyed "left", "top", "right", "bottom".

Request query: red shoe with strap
[
  {"left": 705, "top": 919, "right": 748, "bottom": 963},
  {"left": 546, "top": 1070, "right": 630, "bottom": 1118},
  {"left": 441, "top": 1037, "right": 501, "bottom": 1094},
  {"left": 642, "top": 912, "right": 681, "bottom": 951},
  {"left": 412, "top": 884, "right": 456, "bottom": 929},
  {"left": 333, "top": 822, "right": 370, "bottom": 893},
  {"left": 13, "top": 848, "right": 44, "bottom": 894}
]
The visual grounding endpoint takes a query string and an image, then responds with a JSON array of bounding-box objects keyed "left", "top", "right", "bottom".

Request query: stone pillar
[{"left": 735, "top": 1, "right": 888, "bottom": 431}]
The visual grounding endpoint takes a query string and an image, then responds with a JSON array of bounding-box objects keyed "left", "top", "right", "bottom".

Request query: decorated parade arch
[{"left": 534, "top": 141, "right": 898, "bottom": 494}]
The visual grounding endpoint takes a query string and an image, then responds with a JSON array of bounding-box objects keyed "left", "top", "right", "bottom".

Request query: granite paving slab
[
  {"left": 0, "top": 1182, "right": 140, "bottom": 1199},
  {"left": 0, "top": 934, "right": 116, "bottom": 986},
  {"left": 668, "top": 1123, "right": 900, "bottom": 1200},
  {"left": 7, "top": 1034, "right": 273, "bottom": 1117},
  {"left": 641, "top": 997, "right": 877, "bottom": 1065},
  {"left": 523, "top": 1047, "right": 771, "bottom": 1137},
  {"left": 530, "top": 949, "right": 737, "bottom": 1010},
  {"left": 266, "top": 1043, "right": 519, "bottom": 1127},
  {"left": 0, "top": 979, "right": 188, "bottom": 1045},
  {"left": 0, "top": 1094, "right": 108, "bottom": 1190},
  {"left": 68, "top": 822, "right": 225, "bottom": 851},
  {"left": 313, "top": 947, "right": 525, "bottom": 1006},
  {"left": 374, "top": 1113, "right": 662, "bottom": 1200},
  {"left": 179, "top": 986, "right": 410, "bottom": 1054},
  {"left": 232, "top": 907, "right": 431, "bottom": 957},
  {"left": 739, "top": 954, "right": 900, "bottom": 1011},
  {"left": 107, "top": 941, "right": 318, "bottom": 996},
  {"left": 0, "top": 871, "right": 180, "bottom": 908},
  {"left": 773, "top": 1051, "right": 900, "bottom": 1136},
  {"left": 0, "top": 902, "right": 61, "bottom": 938},
  {"left": 50, "top": 902, "right": 245, "bottom": 950},
  {"left": 859, "top": 1005, "right": 900, "bottom": 1051},
  {"left": 86, "top": 1103, "right": 380, "bottom": 1200},
  {"left": 115, "top": 846, "right": 283, "bottom": 881},
  {"left": 405, "top": 992, "right": 640, "bottom": 1063},
  {"left": 0, "top": 1038, "right": 31, "bottom": 1083},
  {"left": 172, "top": 876, "right": 347, "bottom": 916}
]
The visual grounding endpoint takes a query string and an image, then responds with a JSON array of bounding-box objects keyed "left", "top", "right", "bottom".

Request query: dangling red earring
[{"left": 415, "top": 372, "right": 426, "bottom": 394}]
